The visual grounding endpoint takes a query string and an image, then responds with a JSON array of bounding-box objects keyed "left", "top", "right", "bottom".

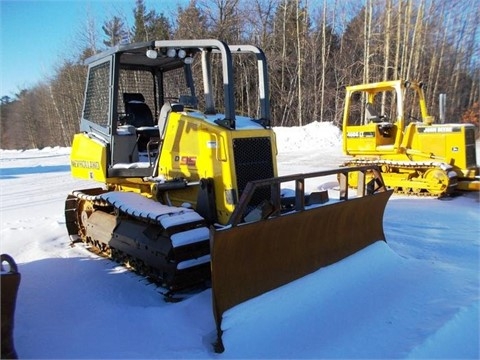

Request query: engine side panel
[
  {"left": 413, "top": 124, "right": 477, "bottom": 172},
  {"left": 70, "top": 133, "right": 108, "bottom": 182},
  {"left": 158, "top": 112, "right": 278, "bottom": 225}
]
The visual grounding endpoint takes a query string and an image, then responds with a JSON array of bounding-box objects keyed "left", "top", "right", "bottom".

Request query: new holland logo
[{"left": 71, "top": 160, "right": 100, "bottom": 170}]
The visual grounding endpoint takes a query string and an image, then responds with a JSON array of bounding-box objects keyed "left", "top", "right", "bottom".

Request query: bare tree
[
  {"left": 174, "top": 0, "right": 209, "bottom": 39},
  {"left": 2, "top": 0, "right": 479, "bottom": 149},
  {"left": 199, "top": 0, "right": 240, "bottom": 42}
]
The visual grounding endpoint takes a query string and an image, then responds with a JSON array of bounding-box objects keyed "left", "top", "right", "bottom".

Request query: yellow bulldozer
[
  {"left": 342, "top": 80, "right": 479, "bottom": 196},
  {"left": 65, "top": 39, "right": 392, "bottom": 352}
]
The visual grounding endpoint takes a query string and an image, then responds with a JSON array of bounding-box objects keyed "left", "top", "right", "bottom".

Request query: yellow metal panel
[
  {"left": 159, "top": 113, "right": 203, "bottom": 181},
  {"left": 445, "top": 127, "right": 470, "bottom": 169},
  {"left": 344, "top": 124, "right": 378, "bottom": 153},
  {"left": 159, "top": 111, "right": 278, "bottom": 225},
  {"left": 413, "top": 125, "right": 467, "bottom": 166},
  {"left": 70, "top": 133, "right": 107, "bottom": 182},
  {"left": 158, "top": 112, "right": 235, "bottom": 220}
]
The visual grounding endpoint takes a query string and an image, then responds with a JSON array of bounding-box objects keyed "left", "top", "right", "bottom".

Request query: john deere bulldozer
[
  {"left": 65, "top": 39, "right": 392, "bottom": 351},
  {"left": 342, "top": 80, "right": 479, "bottom": 196}
]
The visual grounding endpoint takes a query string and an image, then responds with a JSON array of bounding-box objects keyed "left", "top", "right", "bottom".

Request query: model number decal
[
  {"left": 346, "top": 131, "right": 375, "bottom": 138},
  {"left": 180, "top": 156, "right": 197, "bottom": 166}
]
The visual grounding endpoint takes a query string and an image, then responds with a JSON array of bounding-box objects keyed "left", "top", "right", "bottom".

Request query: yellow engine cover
[
  {"left": 412, "top": 124, "right": 476, "bottom": 172},
  {"left": 158, "top": 111, "right": 278, "bottom": 225}
]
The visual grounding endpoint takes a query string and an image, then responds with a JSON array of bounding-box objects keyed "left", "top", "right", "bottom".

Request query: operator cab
[
  {"left": 343, "top": 82, "right": 405, "bottom": 154},
  {"left": 80, "top": 41, "right": 202, "bottom": 177},
  {"left": 79, "top": 40, "right": 271, "bottom": 179}
]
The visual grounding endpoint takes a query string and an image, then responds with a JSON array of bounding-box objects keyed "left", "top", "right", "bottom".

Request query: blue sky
[{"left": 0, "top": 0, "right": 188, "bottom": 98}]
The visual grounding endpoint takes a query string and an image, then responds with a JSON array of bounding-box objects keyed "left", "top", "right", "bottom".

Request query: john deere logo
[{"left": 418, "top": 127, "right": 461, "bottom": 134}]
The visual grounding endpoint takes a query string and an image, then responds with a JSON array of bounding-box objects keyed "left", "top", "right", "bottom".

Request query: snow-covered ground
[{"left": 1, "top": 122, "right": 479, "bottom": 359}]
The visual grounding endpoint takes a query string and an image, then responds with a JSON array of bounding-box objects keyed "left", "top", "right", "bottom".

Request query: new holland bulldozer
[
  {"left": 65, "top": 39, "right": 392, "bottom": 351},
  {"left": 342, "top": 80, "right": 479, "bottom": 196}
]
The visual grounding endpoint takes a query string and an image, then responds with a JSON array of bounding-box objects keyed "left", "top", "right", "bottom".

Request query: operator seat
[
  {"left": 123, "top": 93, "right": 157, "bottom": 154},
  {"left": 366, "top": 102, "right": 381, "bottom": 123},
  {"left": 123, "top": 93, "right": 155, "bottom": 127}
]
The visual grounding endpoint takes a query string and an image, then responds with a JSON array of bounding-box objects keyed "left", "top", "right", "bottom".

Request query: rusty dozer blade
[
  {"left": 1, "top": 254, "right": 21, "bottom": 360},
  {"left": 210, "top": 166, "right": 392, "bottom": 352}
]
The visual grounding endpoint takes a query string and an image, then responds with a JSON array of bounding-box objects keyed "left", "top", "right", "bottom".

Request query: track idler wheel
[
  {"left": 77, "top": 200, "right": 94, "bottom": 239},
  {"left": 424, "top": 168, "right": 451, "bottom": 195}
]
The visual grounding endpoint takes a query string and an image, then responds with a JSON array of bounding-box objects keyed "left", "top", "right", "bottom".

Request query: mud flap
[
  {"left": 210, "top": 189, "right": 392, "bottom": 352},
  {"left": 1, "top": 254, "right": 21, "bottom": 359}
]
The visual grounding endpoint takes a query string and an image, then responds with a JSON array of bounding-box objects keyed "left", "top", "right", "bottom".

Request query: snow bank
[
  {"left": 0, "top": 122, "right": 478, "bottom": 358},
  {"left": 407, "top": 302, "right": 479, "bottom": 359},
  {"left": 273, "top": 121, "right": 342, "bottom": 153}
]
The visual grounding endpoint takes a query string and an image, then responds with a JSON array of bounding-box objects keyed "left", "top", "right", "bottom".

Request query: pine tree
[
  {"left": 132, "top": 0, "right": 171, "bottom": 42},
  {"left": 102, "top": 16, "right": 128, "bottom": 47}
]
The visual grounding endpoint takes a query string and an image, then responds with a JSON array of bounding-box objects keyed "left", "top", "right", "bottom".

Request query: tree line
[{"left": 1, "top": 0, "right": 479, "bottom": 149}]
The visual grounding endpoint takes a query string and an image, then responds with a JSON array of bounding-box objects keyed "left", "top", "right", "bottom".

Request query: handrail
[{"left": 227, "top": 165, "right": 387, "bottom": 227}]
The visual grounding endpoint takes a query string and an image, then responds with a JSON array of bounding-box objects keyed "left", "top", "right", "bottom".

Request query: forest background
[{"left": 0, "top": 0, "right": 479, "bottom": 149}]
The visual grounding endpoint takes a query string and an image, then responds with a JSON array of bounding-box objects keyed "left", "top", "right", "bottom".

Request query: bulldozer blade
[
  {"left": 210, "top": 186, "right": 392, "bottom": 352},
  {"left": 456, "top": 178, "right": 480, "bottom": 191}
]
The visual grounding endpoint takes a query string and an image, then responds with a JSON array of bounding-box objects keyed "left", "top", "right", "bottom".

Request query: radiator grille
[
  {"left": 465, "top": 127, "right": 477, "bottom": 167},
  {"left": 233, "top": 137, "right": 274, "bottom": 206}
]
